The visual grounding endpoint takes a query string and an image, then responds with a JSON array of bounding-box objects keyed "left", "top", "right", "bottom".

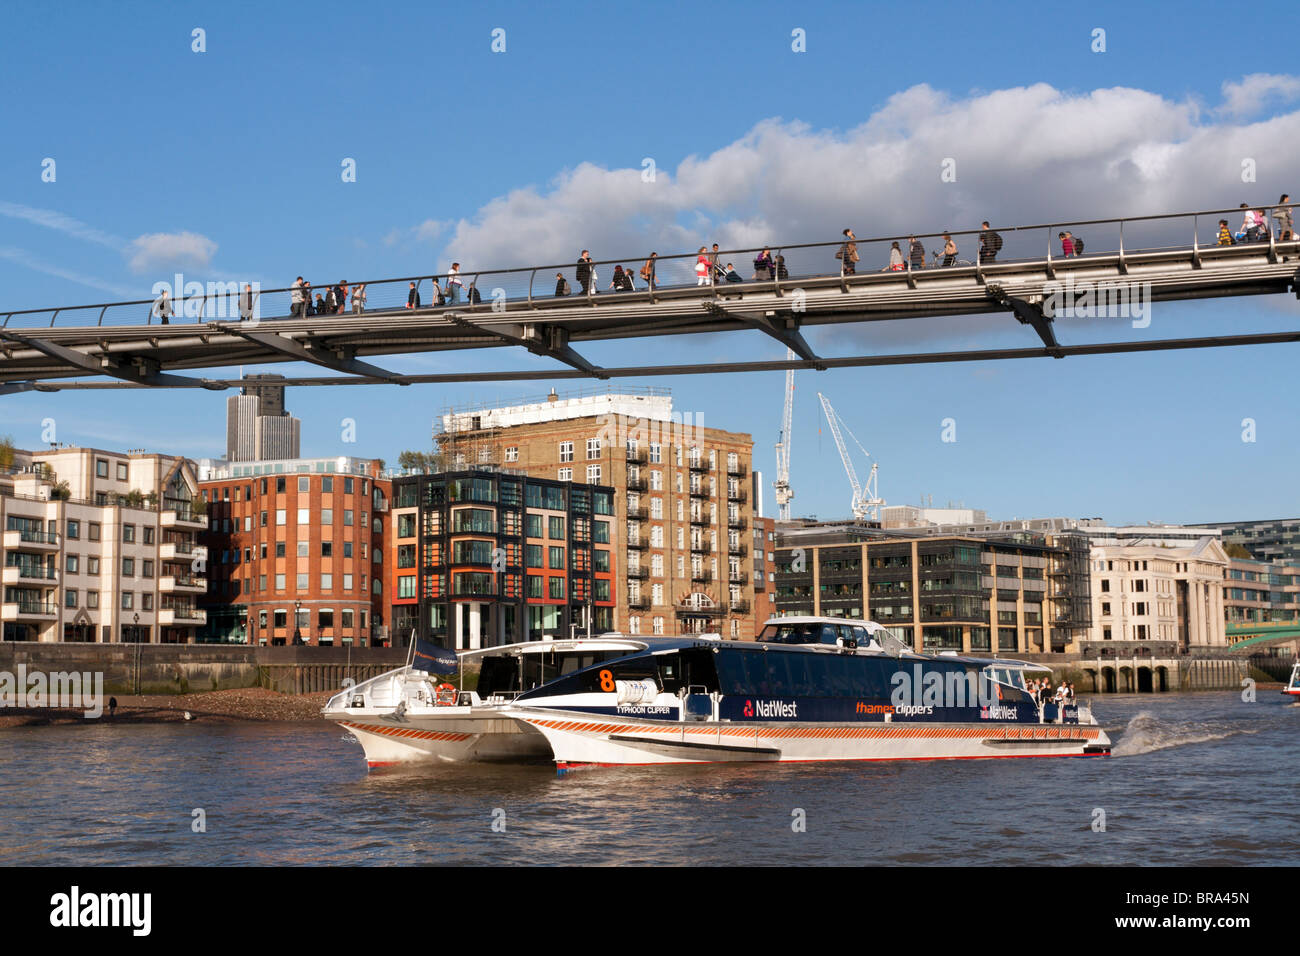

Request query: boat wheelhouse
[{"left": 1285, "top": 661, "right": 1300, "bottom": 699}]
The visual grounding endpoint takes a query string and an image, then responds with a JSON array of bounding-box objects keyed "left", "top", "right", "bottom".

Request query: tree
[
  {"left": 50, "top": 481, "right": 71, "bottom": 501},
  {"left": 1224, "top": 542, "right": 1254, "bottom": 560},
  {"left": 190, "top": 495, "right": 208, "bottom": 516},
  {"left": 398, "top": 449, "right": 437, "bottom": 472},
  {"left": 0, "top": 435, "right": 14, "bottom": 472},
  {"left": 124, "top": 489, "right": 145, "bottom": 508}
]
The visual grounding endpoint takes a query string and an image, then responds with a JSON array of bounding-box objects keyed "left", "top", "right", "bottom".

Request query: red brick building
[{"left": 197, "top": 457, "right": 390, "bottom": 646}]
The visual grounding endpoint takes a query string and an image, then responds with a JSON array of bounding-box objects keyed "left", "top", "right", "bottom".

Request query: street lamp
[{"left": 293, "top": 599, "right": 304, "bottom": 646}]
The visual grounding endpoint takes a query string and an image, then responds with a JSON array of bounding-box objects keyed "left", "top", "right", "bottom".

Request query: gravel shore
[{"left": 0, "top": 687, "right": 332, "bottom": 728}]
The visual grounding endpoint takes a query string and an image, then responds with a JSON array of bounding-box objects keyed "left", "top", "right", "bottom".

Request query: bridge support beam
[
  {"left": 0, "top": 328, "right": 225, "bottom": 389},
  {"left": 704, "top": 304, "right": 824, "bottom": 368},
  {"left": 987, "top": 285, "right": 1065, "bottom": 358},
  {"left": 218, "top": 326, "right": 406, "bottom": 383},
  {"left": 448, "top": 314, "right": 608, "bottom": 379}
]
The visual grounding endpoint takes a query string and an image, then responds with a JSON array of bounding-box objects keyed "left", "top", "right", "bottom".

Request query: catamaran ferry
[
  {"left": 1284, "top": 661, "right": 1300, "bottom": 699},
  {"left": 325, "top": 617, "right": 1111, "bottom": 768}
]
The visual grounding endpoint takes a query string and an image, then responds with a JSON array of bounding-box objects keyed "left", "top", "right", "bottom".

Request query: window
[
  {"left": 594, "top": 549, "right": 610, "bottom": 572},
  {"left": 344, "top": 478, "right": 354, "bottom": 494},
  {"left": 65, "top": 555, "right": 79, "bottom": 574},
  {"left": 526, "top": 514, "right": 543, "bottom": 538},
  {"left": 299, "top": 476, "right": 310, "bottom": 493},
  {"left": 276, "top": 477, "right": 286, "bottom": 493},
  {"left": 594, "top": 520, "right": 610, "bottom": 544},
  {"left": 559, "top": 441, "right": 574, "bottom": 463},
  {"left": 526, "top": 544, "right": 543, "bottom": 568},
  {"left": 274, "top": 609, "right": 287, "bottom": 628},
  {"left": 321, "top": 573, "right": 333, "bottom": 590},
  {"left": 86, "top": 556, "right": 99, "bottom": 575},
  {"left": 322, "top": 476, "right": 333, "bottom": 493},
  {"left": 122, "top": 557, "right": 135, "bottom": 577},
  {"left": 142, "top": 594, "right": 153, "bottom": 611},
  {"left": 343, "top": 510, "right": 354, "bottom": 527},
  {"left": 276, "top": 510, "right": 286, "bottom": 526},
  {"left": 549, "top": 516, "right": 565, "bottom": 539},
  {"left": 86, "top": 590, "right": 99, "bottom": 609},
  {"left": 66, "top": 520, "right": 80, "bottom": 540},
  {"left": 318, "top": 608, "right": 334, "bottom": 629},
  {"left": 549, "top": 577, "right": 566, "bottom": 600},
  {"left": 121, "top": 592, "right": 134, "bottom": 610},
  {"left": 650, "top": 471, "right": 662, "bottom": 491},
  {"left": 343, "top": 574, "right": 353, "bottom": 591},
  {"left": 122, "top": 524, "right": 135, "bottom": 543},
  {"left": 650, "top": 498, "right": 663, "bottom": 519},
  {"left": 300, "top": 508, "right": 313, "bottom": 525},
  {"left": 397, "top": 544, "right": 415, "bottom": 568},
  {"left": 505, "top": 446, "right": 518, "bottom": 462},
  {"left": 322, "top": 541, "right": 333, "bottom": 558},
  {"left": 65, "top": 589, "right": 78, "bottom": 608},
  {"left": 397, "top": 514, "right": 415, "bottom": 538},
  {"left": 557, "top": 468, "right": 572, "bottom": 482},
  {"left": 116, "top": 462, "right": 128, "bottom": 481},
  {"left": 549, "top": 546, "right": 566, "bottom": 570},
  {"left": 275, "top": 573, "right": 286, "bottom": 590},
  {"left": 653, "top": 616, "right": 664, "bottom": 635},
  {"left": 586, "top": 437, "right": 601, "bottom": 460},
  {"left": 88, "top": 522, "right": 100, "bottom": 541},
  {"left": 142, "top": 560, "right": 154, "bottom": 578},
  {"left": 649, "top": 443, "right": 662, "bottom": 464},
  {"left": 397, "top": 576, "right": 416, "bottom": 599},
  {"left": 297, "top": 573, "right": 309, "bottom": 590},
  {"left": 587, "top": 464, "right": 601, "bottom": 483},
  {"left": 259, "top": 574, "right": 267, "bottom": 592}
]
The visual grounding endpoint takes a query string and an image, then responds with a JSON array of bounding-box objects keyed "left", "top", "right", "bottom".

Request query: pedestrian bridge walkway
[{"left": 1, "top": 203, "right": 1297, "bottom": 392}]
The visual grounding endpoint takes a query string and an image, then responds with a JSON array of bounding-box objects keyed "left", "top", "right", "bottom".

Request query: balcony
[
  {"left": 689, "top": 514, "right": 709, "bottom": 526},
  {"left": 628, "top": 596, "right": 651, "bottom": 610},
  {"left": 727, "top": 488, "right": 749, "bottom": 503},
  {"left": 161, "top": 508, "right": 207, "bottom": 530},
  {"left": 626, "top": 539, "right": 648, "bottom": 551},
  {"left": 726, "top": 461, "right": 748, "bottom": 477},
  {"left": 159, "top": 607, "right": 207, "bottom": 626},
  {"left": 729, "top": 599, "right": 752, "bottom": 614},
  {"left": 728, "top": 542, "right": 749, "bottom": 558},
  {"left": 688, "top": 460, "right": 712, "bottom": 473},
  {"left": 1, "top": 600, "right": 58, "bottom": 621},
  {"left": 729, "top": 572, "right": 750, "bottom": 586},
  {"left": 690, "top": 569, "right": 713, "bottom": 583},
  {"left": 689, "top": 541, "right": 710, "bottom": 554},
  {"left": 159, "top": 575, "right": 208, "bottom": 594},
  {"left": 728, "top": 516, "right": 748, "bottom": 531},
  {"left": 3, "top": 529, "right": 59, "bottom": 551},
  {"left": 625, "top": 477, "right": 648, "bottom": 493},
  {"left": 3, "top": 565, "right": 58, "bottom": 586},
  {"left": 627, "top": 566, "right": 650, "bottom": 580},
  {"left": 626, "top": 449, "right": 648, "bottom": 465},
  {"left": 626, "top": 505, "right": 649, "bottom": 521},
  {"left": 689, "top": 486, "right": 709, "bottom": 499},
  {"left": 159, "top": 542, "right": 195, "bottom": 561}
]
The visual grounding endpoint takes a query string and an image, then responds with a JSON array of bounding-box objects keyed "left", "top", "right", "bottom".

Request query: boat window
[
  {"left": 851, "top": 626, "right": 871, "bottom": 644},
  {"left": 820, "top": 624, "right": 840, "bottom": 644},
  {"left": 757, "top": 622, "right": 821, "bottom": 644}
]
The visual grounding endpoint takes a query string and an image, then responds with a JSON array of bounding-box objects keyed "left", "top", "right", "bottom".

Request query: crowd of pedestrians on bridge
[{"left": 156, "top": 195, "right": 1295, "bottom": 324}]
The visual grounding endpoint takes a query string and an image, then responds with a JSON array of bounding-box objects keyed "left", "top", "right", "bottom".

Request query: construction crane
[
  {"left": 817, "top": 392, "right": 884, "bottom": 522},
  {"left": 772, "top": 348, "right": 795, "bottom": 521}
]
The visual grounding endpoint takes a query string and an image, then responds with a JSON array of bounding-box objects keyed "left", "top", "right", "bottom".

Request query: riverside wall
[{"left": 0, "top": 643, "right": 409, "bottom": 695}]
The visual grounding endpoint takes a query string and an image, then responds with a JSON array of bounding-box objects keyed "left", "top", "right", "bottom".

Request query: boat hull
[
  {"left": 328, "top": 710, "right": 552, "bottom": 767},
  {"left": 517, "top": 711, "right": 1112, "bottom": 767}
]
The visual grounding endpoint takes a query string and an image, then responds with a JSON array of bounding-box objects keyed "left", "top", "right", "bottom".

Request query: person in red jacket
[{"left": 1058, "top": 232, "right": 1074, "bottom": 257}]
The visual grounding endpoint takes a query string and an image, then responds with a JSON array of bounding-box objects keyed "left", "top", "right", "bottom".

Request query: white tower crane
[
  {"left": 773, "top": 348, "right": 796, "bottom": 521},
  {"left": 817, "top": 392, "right": 884, "bottom": 522}
]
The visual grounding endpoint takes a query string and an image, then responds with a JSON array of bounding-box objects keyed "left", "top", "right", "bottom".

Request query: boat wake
[{"left": 1110, "top": 710, "right": 1256, "bottom": 757}]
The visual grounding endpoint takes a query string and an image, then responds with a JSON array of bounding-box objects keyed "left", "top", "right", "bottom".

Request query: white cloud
[
  {"left": 0, "top": 201, "right": 127, "bottom": 251},
  {"left": 384, "top": 218, "right": 448, "bottom": 247},
  {"left": 0, "top": 246, "right": 136, "bottom": 297},
  {"left": 1219, "top": 74, "right": 1300, "bottom": 119},
  {"left": 127, "top": 231, "right": 218, "bottom": 274}
]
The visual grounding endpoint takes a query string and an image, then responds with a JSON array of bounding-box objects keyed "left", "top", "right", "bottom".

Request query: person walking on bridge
[
  {"left": 837, "top": 229, "right": 859, "bottom": 275},
  {"left": 1058, "top": 232, "right": 1074, "bottom": 257},
  {"left": 446, "top": 263, "right": 464, "bottom": 303},
  {"left": 908, "top": 236, "right": 925, "bottom": 271},
  {"left": 290, "top": 277, "right": 305, "bottom": 317},
  {"left": 405, "top": 281, "right": 421, "bottom": 310},
  {"left": 352, "top": 283, "right": 367, "bottom": 314},
  {"left": 639, "top": 253, "right": 657, "bottom": 290},
  {"left": 575, "top": 251, "right": 593, "bottom": 294},
  {"left": 239, "top": 283, "right": 254, "bottom": 322},
  {"left": 939, "top": 233, "right": 957, "bottom": 267},
  {"left": 1273, "top": 194, "right": 1294, "bottom": 245},
  {"left": 154, "top": 289, "right": 173, "bottom": 324},
  {"left": 883, "top": 241, "right": 904, "bottom": 271},
  {"left": 979, "top": 222, "right": 1002, "bottom": 263},
  {"left": 695, "top": 246, "right": 711, "bottom": 286},
  {"left": 753, "top": 247, "right": 773, "bottom": 280}
]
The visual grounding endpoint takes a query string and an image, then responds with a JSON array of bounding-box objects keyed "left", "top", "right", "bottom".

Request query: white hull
[
  {"left": 328, "top": 709, "right": 551, "bottom": 767},
  {"left": 518, "top": 711, "right": 1112, "bottom": 766}
]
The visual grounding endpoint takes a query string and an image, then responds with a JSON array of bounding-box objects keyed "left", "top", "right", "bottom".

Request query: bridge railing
[{"left": 2, "top": 203, "right": 1295, "bottom": 332}]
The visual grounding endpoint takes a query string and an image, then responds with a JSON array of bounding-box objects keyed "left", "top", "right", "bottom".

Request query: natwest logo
[
  {"left": 743, "top": 699, "right": 754, "bottom": 718},
  {"left": 750, "top": 699, "right": 798, "bottom": 719}
]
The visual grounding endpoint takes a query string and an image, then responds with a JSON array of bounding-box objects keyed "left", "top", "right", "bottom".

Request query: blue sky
[{"left": 2, "top": 0, "right": 1297, "bottom": 525}]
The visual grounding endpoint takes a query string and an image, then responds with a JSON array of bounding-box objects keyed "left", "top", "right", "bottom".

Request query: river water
[{"left": 3, "top": 691, "right": 1296, "bottom": 866}]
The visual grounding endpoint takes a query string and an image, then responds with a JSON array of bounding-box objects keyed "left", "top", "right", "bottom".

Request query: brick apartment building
[
  {"left": 197, "top": 456, "right": 389, "bottom": 646},
  {"left": 432, "top": 387, "right": 756, "bottom": 638}
]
